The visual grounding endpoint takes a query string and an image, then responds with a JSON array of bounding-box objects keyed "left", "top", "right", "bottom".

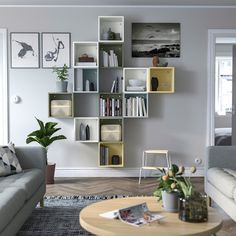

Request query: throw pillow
[{"left": 0, "top": 143, "right": 22, "bottom": 177}]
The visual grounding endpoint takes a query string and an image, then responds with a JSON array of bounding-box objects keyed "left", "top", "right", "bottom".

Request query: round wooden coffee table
[{"left": 80, "top": 196, "right": 222, "bottom": 236}]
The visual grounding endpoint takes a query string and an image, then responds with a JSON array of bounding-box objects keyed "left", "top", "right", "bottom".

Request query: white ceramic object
[{"left": 128, "top": 79, "right": 145, "bottom": 87}]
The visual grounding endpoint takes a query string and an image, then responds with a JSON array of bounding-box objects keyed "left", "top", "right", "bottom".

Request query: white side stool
[{"left": 138, "top": 150, "right": 171, "bottom": 184}]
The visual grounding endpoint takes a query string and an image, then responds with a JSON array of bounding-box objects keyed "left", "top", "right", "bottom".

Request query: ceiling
[{"left": 0, "top": 0, "right": 236, "bottom": 6}]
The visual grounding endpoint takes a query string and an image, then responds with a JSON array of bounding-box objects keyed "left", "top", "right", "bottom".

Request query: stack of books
[
  {"left": 124, "top": 97, "right": 147, "bottom": 117},
  {"left": 76, "top": 62, "right": 97, "bottom": 66},
  {"left": 100, "top": 145, "right": 109, "bottom": 166},
  {"left": 101, "top": 50, "right": 119, "bottom": 67},
  {"left": 126, "top": 86, "right": 145, "bottom": 91},
  {"left": 110, "top": 77, "right": 122, "bottom": 93},
  {"left": 100, "top": 97, "right": 122, "bottom": 117}
]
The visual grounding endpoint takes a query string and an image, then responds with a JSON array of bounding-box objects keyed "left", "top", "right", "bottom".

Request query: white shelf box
[
  {"left": 74, "top": 68, "right": 98, "bottom": 93},
  {"left": 73, "top": 41, "right": 98, "bottom": 68},
  {"left": 74, "top": 117, "right": 99, "bottom": 142},
  {"left": 123, "top": 68, "right": 148, "bottom": 93},
  {"left": 98, "top": 16, "right": 124, "bottom": 43},
  {"left": 123, "top": 93, "right": 149, "bottom": 118},
  {"left": 99, "top": 43, "right": 123, "bottom": 68}
]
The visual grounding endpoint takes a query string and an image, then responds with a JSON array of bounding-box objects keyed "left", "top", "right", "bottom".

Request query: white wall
[{"left": 1, "top": 6, "right": 236, "bottom": 175}]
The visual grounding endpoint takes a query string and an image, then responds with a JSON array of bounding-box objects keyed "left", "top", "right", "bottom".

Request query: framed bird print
[
  {"left": 10, "top": 32, "right": 40, "bottom": 68},
  {"left": 42, "top": 32, "right": 71, "bottom": 68}
]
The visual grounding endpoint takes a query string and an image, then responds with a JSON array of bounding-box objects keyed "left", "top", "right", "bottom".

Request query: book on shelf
[
  {"left": 104, "top": 146, "right": 109, "bottom": 165},
  {"left": 126, "top": 86, "right": 145, "bottom": 91},
  {"left": 100, "top": 145, "right": 109, "bottom": 165},
  {"left": 100, "top": 96, "right": 122, "bottom": 117},
  {"left": 141, "top": 98, "right": 147, "bottom": 117},
  {"left": 76, "top": 62, "right": 97, "bottom": 66},
  {"left": 101, "top": 50, "right": 119, "bottom": 68},
  {"left": 110, "top": 77, "right": 122, "bottom": 93},
  {"left": 100, "top": 202, "right": 164, "bottom": 227},
  {"left": 100, "top": 146, "right": 105, "bottom": 165},
  {"left": 125, "top": 97, "right": 147, "bottom": 117}
]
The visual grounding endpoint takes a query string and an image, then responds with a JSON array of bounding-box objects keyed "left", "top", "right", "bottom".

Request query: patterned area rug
[
  {"left": 16, "top": 195, "right": 236, "bottom": 236},
  {"left": 17, "top": 195, "right": 125, "bottom": 236}
]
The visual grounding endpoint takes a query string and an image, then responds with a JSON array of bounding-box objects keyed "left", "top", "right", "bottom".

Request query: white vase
[{"left": 56, "top": 81, "right": 68, "bottom": 92}]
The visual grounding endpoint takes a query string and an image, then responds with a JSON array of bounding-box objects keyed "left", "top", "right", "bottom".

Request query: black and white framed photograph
[
  {"left": 42, "top": 32, "right": 71, "bottom": 68},
  {"left": 132, "top": 23, "right": 180, "bottom": 58},
  {"left": 10, "top": 32, "right": 40, "bottom": 68}
]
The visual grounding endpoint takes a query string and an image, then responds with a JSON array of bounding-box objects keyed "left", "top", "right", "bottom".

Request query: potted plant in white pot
[
  {"left": 26, "top": 117, "right": 66, "bottom": 184},
  {"left": 53, "top": 64, "right": 69, "bottom": 92},
  {"left": 153, "top": 164, "right": 182, "bottom": 212}
]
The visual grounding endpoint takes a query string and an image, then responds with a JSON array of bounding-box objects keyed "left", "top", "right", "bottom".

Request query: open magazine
[{"left": 99, "top": 202, "right": 164, "bottom": 227}]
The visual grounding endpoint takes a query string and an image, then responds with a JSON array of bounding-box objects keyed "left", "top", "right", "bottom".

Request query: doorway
[
  {"left": 207, "top": 30, "right": 236, "bottom": 146},
  {"left": 0, "top": 28, "right": 8, "bottom": 144}
]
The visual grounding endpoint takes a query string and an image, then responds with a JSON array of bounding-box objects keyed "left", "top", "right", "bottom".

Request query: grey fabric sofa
[
  {"left": 205, "top": 146, "right": 236, "bottom": 221},
  {"left": 0, "top": 146, "right": 46, "bottom": 236}
]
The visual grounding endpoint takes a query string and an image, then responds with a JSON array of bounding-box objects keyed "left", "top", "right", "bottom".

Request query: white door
[
  {"left": 232, "top": 45, "right": 236, "bottom": 145},
  {"left": 0, "top": 29, "right": 8, "bottom": 145}
]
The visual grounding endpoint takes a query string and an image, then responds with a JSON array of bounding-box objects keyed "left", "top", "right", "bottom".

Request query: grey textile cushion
[
  {"left": 0, "top": 187, "right": 25, "bottom": 232},
  {"left": 0, "top": 169, "right": 43, "bottom": 199},
  {"left": 207, "top": 167, "right": 236, "bottom": 199},
  {"left": 0, "top": 143, "right": 22, "bottom": 176}
]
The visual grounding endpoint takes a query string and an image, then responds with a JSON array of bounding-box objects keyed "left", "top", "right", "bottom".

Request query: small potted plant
[
  {"left": 53, "top": 64, "right": 69, "bottom": 92},
  {"left": 153, "top": 164, "right": 183, "bottom": 212},
  {"left": 26, "top": 117, "right": 66, "bottom": 184}
]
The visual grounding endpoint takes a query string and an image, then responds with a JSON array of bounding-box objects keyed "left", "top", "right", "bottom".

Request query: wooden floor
[
  {"left": 46, "top": 177, "right": 235, "bottom": 235},
  {"left": 46, "top": 177, "right": 204, "bottom": 196}
]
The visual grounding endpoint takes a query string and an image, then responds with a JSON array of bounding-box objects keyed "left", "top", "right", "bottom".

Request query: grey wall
[{"left": 1, "top": 6, "right": 236, "bottom": 172}]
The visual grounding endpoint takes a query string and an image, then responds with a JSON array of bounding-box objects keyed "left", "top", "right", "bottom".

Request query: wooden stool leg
[{"left": 40, "top": 198, "right": 44, "bottom": 208}]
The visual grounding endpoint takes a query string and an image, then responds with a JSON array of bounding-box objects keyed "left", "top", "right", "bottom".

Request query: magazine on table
[{"left": 99, "top": 202, "right": 164, "bottom": 227}]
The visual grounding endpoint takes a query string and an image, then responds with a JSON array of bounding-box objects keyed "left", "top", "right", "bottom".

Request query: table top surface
[{"left": 80, "top": 196, "right": 222, "bottom": 236}]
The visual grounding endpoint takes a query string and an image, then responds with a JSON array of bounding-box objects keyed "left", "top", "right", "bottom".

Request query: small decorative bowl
[{"left": 128, "top": 79, "right": 145, "bottom": 87}]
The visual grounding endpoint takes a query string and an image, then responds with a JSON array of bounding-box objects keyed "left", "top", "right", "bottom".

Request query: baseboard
[{"left": 55, "top": 167, "right": 204, "bottom": 177}]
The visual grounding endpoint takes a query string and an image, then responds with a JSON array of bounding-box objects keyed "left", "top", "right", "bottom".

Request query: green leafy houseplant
[
  {"left": 153, "top": 164, "right": 196, "bottom": 200},
  {"left": 53, "top": 64, "right": 69, "bottom": 81},
  {"left": 26, "top": 117, "right": 67, "bottom": 184},
  {"left": 26, "top": 117, "right": 67, "bottom": 164}
]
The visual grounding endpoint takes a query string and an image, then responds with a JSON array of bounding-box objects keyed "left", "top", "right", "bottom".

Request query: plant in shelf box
[
  {"left": 26, "top": 117, "right": 66, "bottom": 184},
  {"left": 53, "top": 64, "right": 69, "bottom": 92}
]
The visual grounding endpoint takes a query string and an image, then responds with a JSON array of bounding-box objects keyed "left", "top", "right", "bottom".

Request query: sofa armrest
[
  {"left": 15, "top": 146, "right": 46, "bottom": 175},
  {"left": 206, "top": 146, "right": 236, "bottom": 170}
]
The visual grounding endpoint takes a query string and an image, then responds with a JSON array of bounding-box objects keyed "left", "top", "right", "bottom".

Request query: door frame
[
  {"left": 0, "top": 28, "right": 8, "bottom": 144},
  {"left": 207, "top": 29, "right": 236, "bottom": 146}
]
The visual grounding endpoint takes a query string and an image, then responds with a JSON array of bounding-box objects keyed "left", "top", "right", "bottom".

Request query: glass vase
[{"left": 179, "top": 193, "right": 208, "bottom": 223}]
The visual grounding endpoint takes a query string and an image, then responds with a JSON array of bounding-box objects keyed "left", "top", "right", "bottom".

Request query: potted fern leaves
[
  {"left": 53, "top": 64, "right": 69, "bottom": 92},
  {"left": 26, "top": 117, "right": 66, "bottom": 184}
]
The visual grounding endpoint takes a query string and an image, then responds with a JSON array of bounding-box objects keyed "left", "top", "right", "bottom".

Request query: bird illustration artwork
[
  {"left": 14, "top": 40, "right": 35, "bottom": 58},
  {"left": 44, "top": 35, "right": 65, "bottom": 62}
]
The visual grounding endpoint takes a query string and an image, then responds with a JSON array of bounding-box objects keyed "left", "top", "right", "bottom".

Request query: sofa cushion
[
  {"left": 207, "top": 167, "right": 236, "bottom": 199},
  {"left": 0, "top": 143, "right": 22, "bottom": 177},
  {"left": 0, "top": 187, "right": 25, "bottom": 232},
  {"left": 0, "top": 169, "right": 44, "bottom": 200}
]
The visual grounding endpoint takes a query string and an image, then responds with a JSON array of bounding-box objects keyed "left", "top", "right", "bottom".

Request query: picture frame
[
  {"left": 42, "top": 32, "right": 71, "bottom": 68},
  {"left": 132, "top": 23, "right": 181, "bottom": 58},
  {"left": 10, "top": 32, "right": 40, "bottom": 68}
]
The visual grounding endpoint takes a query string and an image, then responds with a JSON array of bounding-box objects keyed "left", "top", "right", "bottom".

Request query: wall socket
[{"left": 194, "top": 158, "right": 202, "bottom": 165}]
